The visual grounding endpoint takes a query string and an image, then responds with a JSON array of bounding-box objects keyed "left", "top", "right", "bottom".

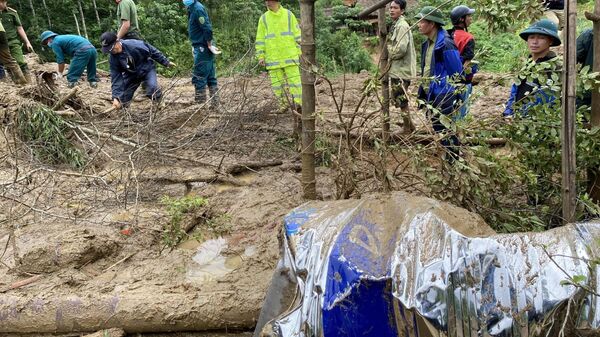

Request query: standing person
[
  {"left": 576, "top": 28, "right": 593, "bottom": 108},
  {"left": 40, "top": 31, "right": 98, "bottom": 88},
  {"left": 255, "top": 0, "right": 302, "bottom": 114},
  {"left": 448, "top": 5, "right": 477, "bottom": 119},
  {"left": 415, "top": 6, "right": 463, "bottom": 160},
  {"left": 100, "top": 31, "right": 176, "bottom": 109},
  {"left": 0, "top": 20, "right": 25, "bottom": 84},
  {"left": 542, "top": 0, "right": 564, "bottom": 38},
  {"left": 183, "top": 0, "right": 219, "bottom": 107},
  {"left": 0, "top": 0, "right": 33, "bottom": 83},
  {"left": 503, "top": 19, "right": 561, "bottom": 117},
  {"left": 115, "top": 0, "right": 141, "bottom": 40},
  {"left": 387, "top": 0, "right": 417, "bottom": 132}
]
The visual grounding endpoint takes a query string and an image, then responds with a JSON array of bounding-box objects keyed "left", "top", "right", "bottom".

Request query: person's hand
[
  {"left": 112, "top": 99, "right": 122, "bottom": 109},
  {"left": 168, "top": 62, "right": 177, "bottom": 68},
  {"left": 258, "top": 59, "right": 265, "bottom": 67},
  {"left": 25, "top": 43, "right": 34, "bottom": 53}
]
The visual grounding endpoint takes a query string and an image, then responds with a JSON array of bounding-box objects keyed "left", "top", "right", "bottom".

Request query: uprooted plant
[
  {"left": 17, "top": 104, "right": 86, "bottom": 169},
  {"left": 160, "top": 195, "right": 208, "bottom": 249}
]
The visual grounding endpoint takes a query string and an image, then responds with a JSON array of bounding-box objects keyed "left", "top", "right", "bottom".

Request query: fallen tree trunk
[
  {"left": 0, "top": 292, "right": 256, "bottom": 333},
  {"left": 225, "top": 160, "right": 283, "bottom": 174},
  {"left": 325, "top": 129, "right": 507, "bottom": 146}
]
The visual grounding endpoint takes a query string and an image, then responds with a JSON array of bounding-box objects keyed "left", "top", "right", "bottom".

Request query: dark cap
[{"left": 100, "top": 31, "right": 118, "bottom": 54}]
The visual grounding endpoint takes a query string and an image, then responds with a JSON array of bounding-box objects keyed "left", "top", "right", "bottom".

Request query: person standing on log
[
  {"left": 415, "top": 6, "right": 463, "bottom": 161},
  {"left": 115, "top": 0, "right": 142, "bottom": 40},
  {"left": 255, "top": 0, "right": 302, "bottom": 115},
  {"left": 387, "top": 0, "right": 417, "bottom": 132},
  {"left": 447, "top": 5, "right": 477, "bottom": 119},
  {"left": 183, "top": 0, "right": 220, "bottom": 108},
  {"left": 0, "top": 20, "right": 25, "bottom": 84},
  {"left": 503, "top": 19, "right": 561, "bottom": 117},
  {"left": 40, "top": 31, "right": 98, "bottom": 88},
  {"left": 0, "top": 0, "right": 33, "bottom": 83},
  {"left": 100, "top": 31, "right": 176, "bottom": 109}
]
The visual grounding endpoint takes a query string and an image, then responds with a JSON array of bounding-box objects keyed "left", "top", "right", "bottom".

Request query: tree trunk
[
  {"left": 77, "top": 0, "right": 89, "bottom": 40},
  {"left": 358, "top": 0, "right": 393, "bottom": 19},
  {"left": 91, "top": 0, "right": 101, "bottom": 25},
  {"left": 0, "top": 293, "right": 254, "bottom": 334},
  {"left": 27, "top": 0, "right": 35, "bottom": 18},
  {"left": 73, "top": 11, "right": 82, "bottom": 37},
  {"left": 299, "top": 0, "right": 317, "bottom": 200},
  {"left": 378, "top": 8, "right": 390, "bottom": 143},
  {"left": 586, "top": 0, "right": 600, "bottom": 201},
  {"left": 561, "top": 0, "right": 577, "bottom": 224},
  {"left": 41, "top": 0, "right": 51, "bottom": 27}
]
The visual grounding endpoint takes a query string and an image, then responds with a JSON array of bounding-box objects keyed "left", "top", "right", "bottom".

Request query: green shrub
[
  {"left": 17, "top": 106, "right": 86, "bottom": 169},
  {"left": 161, "top": 195, "right": 207, "bottom": 248}
]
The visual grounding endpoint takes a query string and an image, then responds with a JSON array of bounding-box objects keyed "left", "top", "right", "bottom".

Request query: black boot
[
  {"left": 195, "top": 88, "right": 207, "bottom": 105},
  {"left": 208, "top": 85, "right": 220, "bottom": 110}
]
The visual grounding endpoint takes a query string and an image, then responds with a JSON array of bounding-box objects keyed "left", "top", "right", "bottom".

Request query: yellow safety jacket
[{"left": 255, "top": 6, "right": 301, "bottom": 70}]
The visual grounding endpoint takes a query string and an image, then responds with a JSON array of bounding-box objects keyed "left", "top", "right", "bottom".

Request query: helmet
[
  {"left": 450, "top": 5, "right": 475, "bottom": 25},
  {"left": 40, "top": 31, "right": 58, "bottom": 45},
  {"left": 519, "top": 19, "right": 561, "bottom": 46},
  {"left": 415, "top": 6, "right": 445, "bottom": 26}
]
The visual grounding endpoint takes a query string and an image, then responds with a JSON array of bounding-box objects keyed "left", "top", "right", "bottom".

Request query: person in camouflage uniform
[{"left": 0, "top": 0, "right": 33, "bottom": 83}]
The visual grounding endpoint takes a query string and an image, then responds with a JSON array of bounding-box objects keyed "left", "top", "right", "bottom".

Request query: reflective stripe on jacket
[{"left": 255, "top": 7, "right": 301, "bottom": 70}]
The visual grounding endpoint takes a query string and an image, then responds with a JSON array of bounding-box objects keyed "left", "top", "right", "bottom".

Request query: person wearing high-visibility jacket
[{"left": 255, "top": 0, "right": 302, "bottom": 112}]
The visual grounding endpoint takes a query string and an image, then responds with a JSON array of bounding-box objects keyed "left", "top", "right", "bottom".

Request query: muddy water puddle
[
  {"left": 215, "top": 172, "right": 258, "bottom": 193},
  {"left": 186, "top": 238, "right": 256, "bottom": 283}
]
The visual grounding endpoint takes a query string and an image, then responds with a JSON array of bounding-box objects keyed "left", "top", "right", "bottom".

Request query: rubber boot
[
  {"left": 208, "top": 85, "right": 220, "bottom": 110},
  {"left": 195, "top": 88, "right": 207, "bottom": 105}
]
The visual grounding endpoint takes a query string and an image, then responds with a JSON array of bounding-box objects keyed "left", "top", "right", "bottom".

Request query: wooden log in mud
[{"left": 0, "top": 292, "right": 255, "bottom": 334}]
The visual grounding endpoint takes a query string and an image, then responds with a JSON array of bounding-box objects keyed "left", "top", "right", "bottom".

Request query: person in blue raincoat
[
  {"left": 503, "top": 19, "right": 561, "bottom": 117},
  {"left": 183, "top": 0, "right": 219, "bottom": 107},
  {"left": 415, "top": 6, "right": 463, "bottom": 160},
  {"left": 100, "top": 31, "right": 176, "bottom": 109},
  {"left": 40, "top": 31, "right": 98, "bottom": 88}
]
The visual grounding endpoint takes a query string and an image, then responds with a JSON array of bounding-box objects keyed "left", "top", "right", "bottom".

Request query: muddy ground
[{"left": 0, "top": 55, "right": 510, "bottom": 336}]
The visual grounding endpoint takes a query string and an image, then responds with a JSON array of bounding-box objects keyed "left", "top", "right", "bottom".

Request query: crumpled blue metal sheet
[{"left": 258, "top": 193, "right": 600, "bottom": 337}]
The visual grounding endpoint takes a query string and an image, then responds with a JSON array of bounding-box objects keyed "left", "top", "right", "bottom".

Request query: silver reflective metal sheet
[{"left": 258, "top": 193, "right": 600, "bottom": 337}]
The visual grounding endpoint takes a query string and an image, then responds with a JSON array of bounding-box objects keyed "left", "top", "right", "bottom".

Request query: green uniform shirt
[
  {"left": 0, "top": 7, "right": 22, "bottom": 44},
  {"left": 423, "top": 34, "right": 437, "bottom": 77},
  {"left": 116, "top": 0, "right": 140, "bottom": 34}
]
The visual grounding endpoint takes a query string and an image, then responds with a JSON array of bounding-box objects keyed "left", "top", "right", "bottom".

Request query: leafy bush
[
  {"left": 315, "top": 4, "right": 375, "bottom": 74},
  {"left": 406, "top": 56, "right": 600, "bottom": 232}
]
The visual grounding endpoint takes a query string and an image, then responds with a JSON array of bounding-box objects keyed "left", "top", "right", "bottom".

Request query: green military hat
[
  {"left": 519, "top": 19, "right": 561, "bottom": 46},
  {"left": 415, "top": 6, "right": 446, "bottom": 26}
]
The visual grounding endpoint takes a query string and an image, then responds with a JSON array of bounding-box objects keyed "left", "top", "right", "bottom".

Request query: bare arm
[
  {"left": 116, "top": 20, "right": 130, "bottom": 39},
  {"left": 16, "top": 26, "right": 33, "bottom": 52},
  {"left": 57, "top": 63, "right": 65, "bottom": 75}
]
